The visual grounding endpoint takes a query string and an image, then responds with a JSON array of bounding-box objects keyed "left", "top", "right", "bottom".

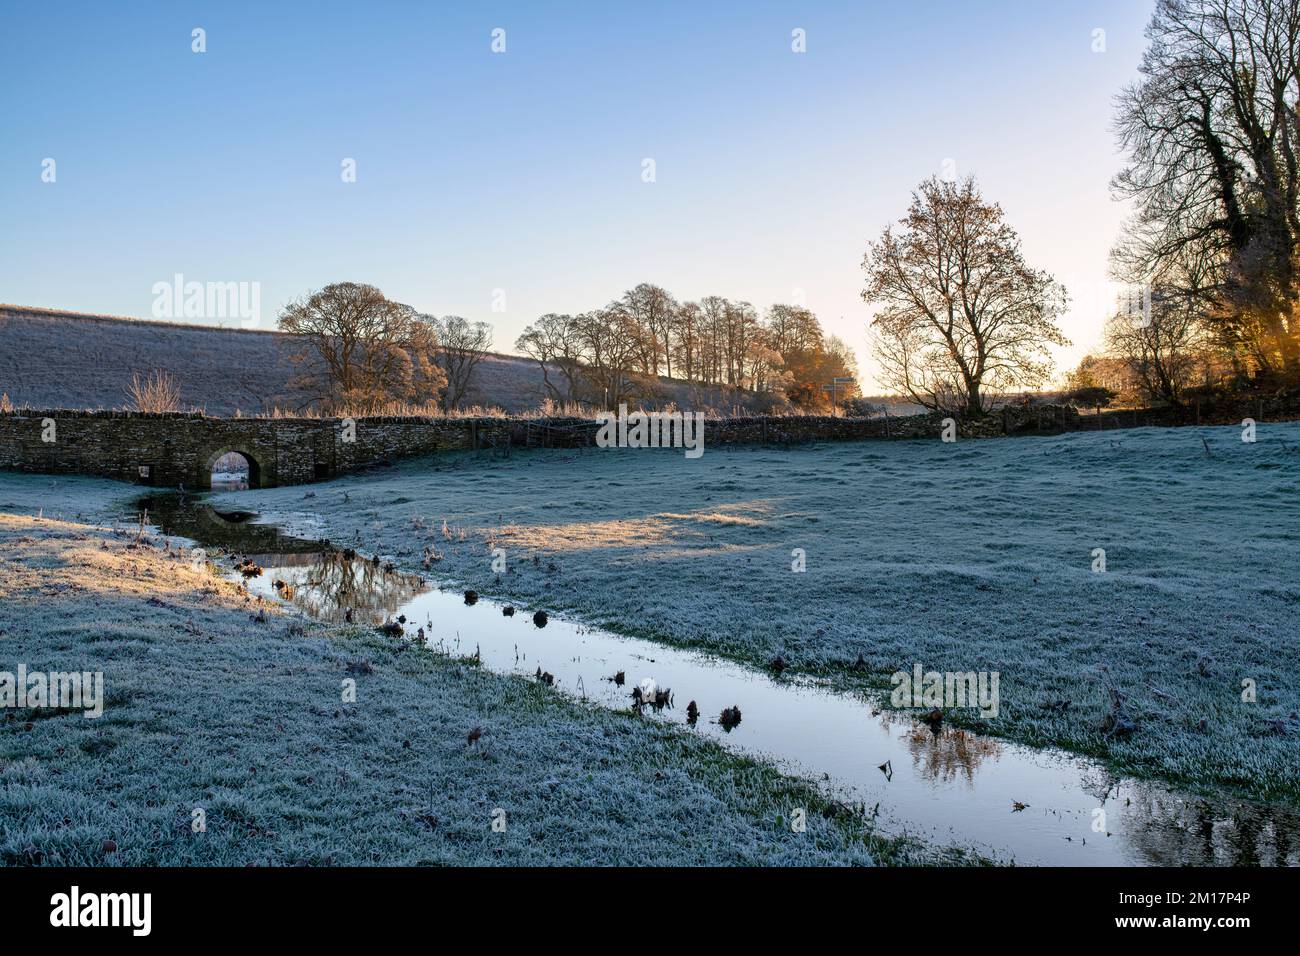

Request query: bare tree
[
  {"left": 516, "top": 308, "right": 643, "bottom": 409},
  {"left": 672, "top": 301, "right": 703, "bottom": 383},
  {"left": 765, "top": 304, "right": 824, "bottom": 357},
  {"left": 1113, "top": 0, "right": 1300, "bottom": 374},
  {"left": 277, "top": 283, "right": 446, "bottom": 413},
  {"left": 1104, "top": 290, "right": 1208, "bottom": 407},
  {"left": 698, "top": 296, "right": 729, "bottom": 386},
  {"left": 433, "top": 315, "right": 493, "bottom": 410},
  {"left": 622, "top": 283, "right": 678, "bottom": 377},
  {"left": 516, "top": 314, "right": 586, "bottom": 405},
  {"left": 743, "top": 327, "right": 789, "bottom": 396},
  {"left": 573, "top": 305, "right": 643, "bottom": 408},
  {"left": 126, "top": 369, "right": 182, "bottom": 412},
  {"left": 862, "top": 176, "right": 1069, "bottom": 417},
  {"left": 723, "top": 300, "right": 758, "bottom": 386}
]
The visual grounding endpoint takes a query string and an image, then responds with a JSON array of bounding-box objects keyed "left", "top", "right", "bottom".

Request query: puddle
[{"left": 141, "top": 493, "right": 1300, "bottom": 866}]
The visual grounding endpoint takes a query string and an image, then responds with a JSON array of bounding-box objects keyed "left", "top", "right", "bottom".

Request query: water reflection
[
  {"left": 1119, "top": 782, "right": 1300, "bottom": 866},
  {"left": 895, "top": 718, "right": 1005, "bottom": 786},
  {"left": 138, "top": 496, "right": 318, "bottom": 557},
  {"left": 142, "top": 493, "right": 1300, "bottom": 867},
  {"left": 280, "top": 552, "right": 427, "bottom": 623}
]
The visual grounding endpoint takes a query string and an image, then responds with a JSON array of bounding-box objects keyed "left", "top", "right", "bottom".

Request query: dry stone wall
[{"left": 0, "top": 405, "right": 1080, "bottom": 488}]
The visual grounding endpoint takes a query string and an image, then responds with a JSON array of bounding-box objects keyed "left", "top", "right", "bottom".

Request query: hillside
[
  {"left": 0, "top": 304, "right": 920, "bottom": 417},
  {"left": 1, "top": 305, "right": 305, "bottom": 415},
  {"left": 0, "top": 305, "right": 564, "bottom": 415}
]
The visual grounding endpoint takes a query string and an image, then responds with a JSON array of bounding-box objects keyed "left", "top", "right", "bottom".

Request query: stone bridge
[{"left": 0, "top": 411, "right": 502, "bottom": 489}]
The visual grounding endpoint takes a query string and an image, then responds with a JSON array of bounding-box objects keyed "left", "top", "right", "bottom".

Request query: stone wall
[
  {"left": 0, "top": 405, "right": 1081, "bottom": 489},
  {"left": 0, "top": 411, "right": 484, "bottom": 489}
]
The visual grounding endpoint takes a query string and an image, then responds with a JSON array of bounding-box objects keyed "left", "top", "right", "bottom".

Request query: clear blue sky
[{"left": 0, "top": 0, "right": 1153, "bottom": 391}]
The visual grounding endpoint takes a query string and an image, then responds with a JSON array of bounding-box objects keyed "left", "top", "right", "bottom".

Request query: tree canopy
[{"left": 862, "top": 176, "right": 1068, "bottom": 417}]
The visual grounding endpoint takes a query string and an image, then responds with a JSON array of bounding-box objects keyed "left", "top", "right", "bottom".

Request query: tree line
[
  {"left": 275, "top": 283, "right": 493, "bottom": 414},
  {"left": 271, "top": 281, "right": 857, "bottom": 415},
  {"left": 515, "top": 284, "right": 857, "bottom": 411}
]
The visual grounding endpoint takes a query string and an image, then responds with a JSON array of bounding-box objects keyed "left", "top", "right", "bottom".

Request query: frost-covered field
[
  {"left": 0, "top": 473, "right": 139, "bottom": 525},
  {"left": 0, "top": 485, "right": 914, "bottom": 865},
  {"left": 217, "top": 423, "right": 1300, "bottom": 804}
]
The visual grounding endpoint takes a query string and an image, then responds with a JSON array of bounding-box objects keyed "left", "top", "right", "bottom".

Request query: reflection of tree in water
[
  {"left": 1078, "top": 766, "right": 1124, "bottom": 806},
  {"left": 1109, "top": 780, "right": 1300, "bottom": 866},
  {"left": 884, "top": 713, "right": 1003, "bottom": 784},
  {"left": 280, "top": 554, "right": 428, "bottom": 624}
]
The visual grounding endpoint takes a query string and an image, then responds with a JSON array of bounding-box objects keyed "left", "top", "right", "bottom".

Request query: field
[
  {"left": 5, "top": 421, "right": 1297, "bottom": 867},
  {"left": 0, "top": 475, "right": 921, "bottom": 866},
  {"left": 213, "top": 422, "right": 1300, "bottom": 804}
]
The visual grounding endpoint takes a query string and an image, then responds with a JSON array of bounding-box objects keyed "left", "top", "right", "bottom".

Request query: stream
[{"left": 140, "top": 492, "right": 1300, "bottom": 867}]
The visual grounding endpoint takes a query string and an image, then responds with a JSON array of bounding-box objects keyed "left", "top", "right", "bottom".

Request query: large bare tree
[
  {"left": 516, "top": 307, "right": 643, "bottom": 409},
  {"left": 1113, "top": 0, "right": 1300, "bottom": 374},
  {"left": 277, "top": 282, "right": 446, "bottom": 413},
  {"left": 862, "top": 177, "right": 1068, "bottom": 417},
  {"left": 433, "top": 315, "right": 493, "bottom": 410}
]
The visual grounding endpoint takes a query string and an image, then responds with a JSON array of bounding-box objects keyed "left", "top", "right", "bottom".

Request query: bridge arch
[{"left": 203, "top": 447, "right": 263, "bottom": 489}]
